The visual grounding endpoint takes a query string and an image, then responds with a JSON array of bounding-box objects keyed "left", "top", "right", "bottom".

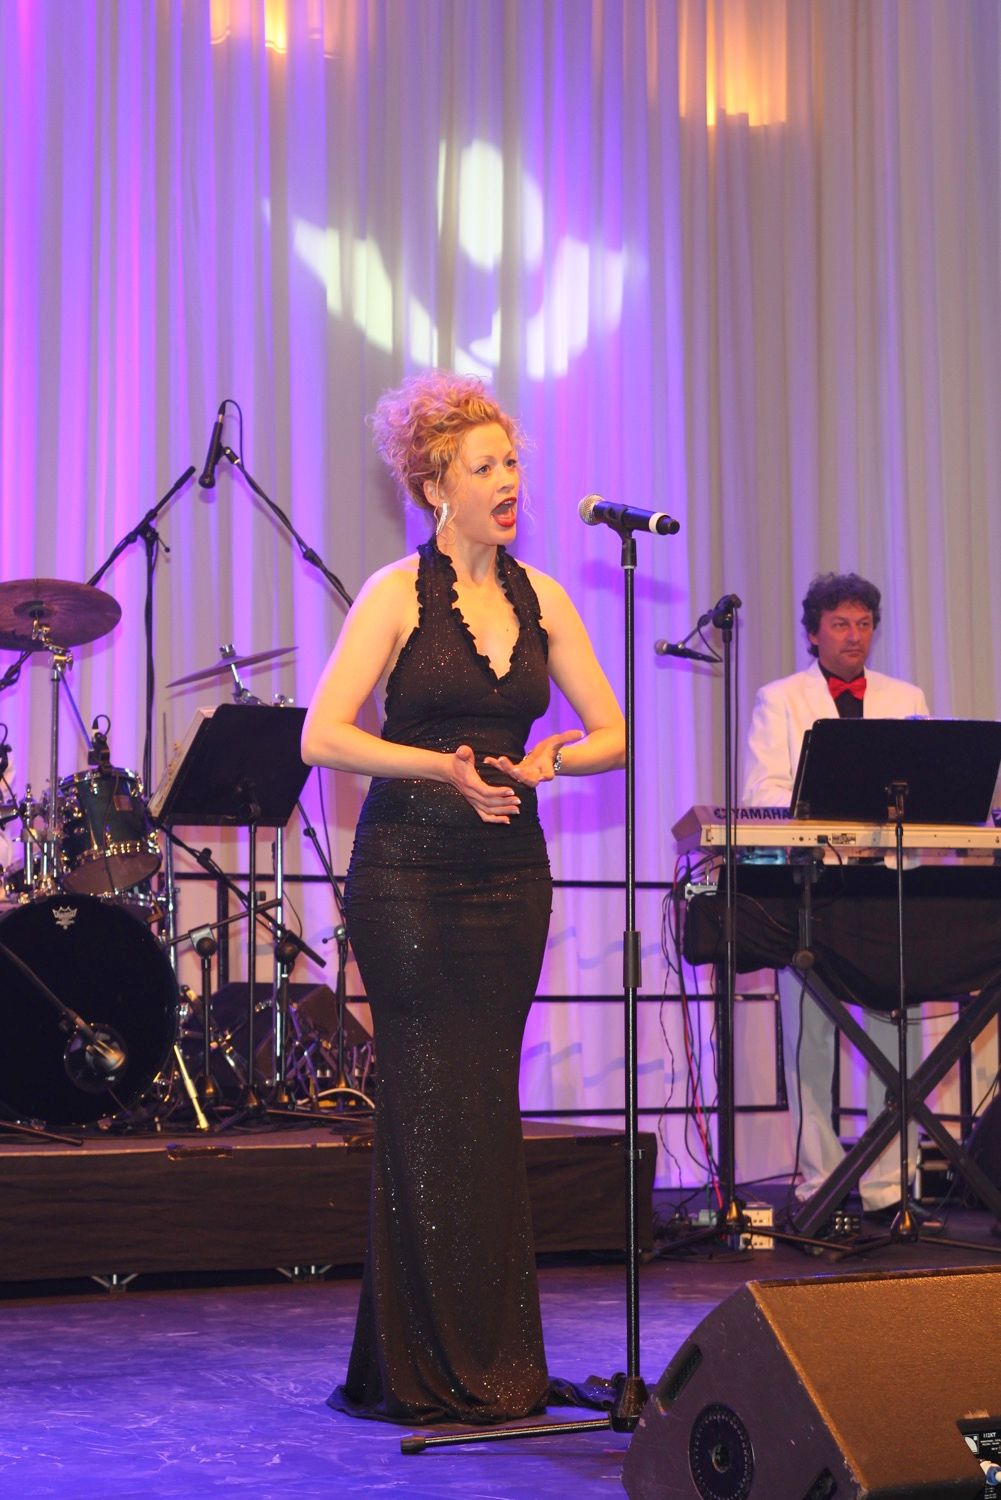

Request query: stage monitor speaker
[
  {"left": 622, "top": 1265, "right": 1000, "bottom": 1500},
  {"left": 208, "top": 982, "right": 371, "bottom": 1088}
]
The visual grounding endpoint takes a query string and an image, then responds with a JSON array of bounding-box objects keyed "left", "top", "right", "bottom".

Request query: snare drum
[{"left": 58, "top": 766, "right": 161, "bottom": 896}]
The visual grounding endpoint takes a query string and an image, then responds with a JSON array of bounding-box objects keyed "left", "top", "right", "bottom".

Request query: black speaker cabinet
[{"left": 622, "top": 1266, "right": 1000, "bottom": 1499}]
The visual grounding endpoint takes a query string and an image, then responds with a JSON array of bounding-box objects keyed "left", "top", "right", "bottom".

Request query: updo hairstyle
[{"left": 369, "top": 371, "right": 522, "bottom": 519}]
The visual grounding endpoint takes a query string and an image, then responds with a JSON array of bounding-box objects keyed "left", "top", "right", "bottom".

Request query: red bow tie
[{"left": 827, "top": 674, "right": 866, "bottom": 702}]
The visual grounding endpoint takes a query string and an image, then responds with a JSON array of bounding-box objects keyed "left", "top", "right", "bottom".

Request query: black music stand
[
  {"left": 791, "top": 718, "right": 1001, "bottom": 824},
  {"left": 153, "top": 703, "right": 309, "bottom": 1111},
  {"left": 789, "top": 717, "right": 1001, "bottom": 1245}
]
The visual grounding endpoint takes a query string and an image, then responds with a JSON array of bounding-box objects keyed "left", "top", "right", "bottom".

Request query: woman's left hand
[{"left": 483, "top": 729, "right": 584, "bottom": 788}]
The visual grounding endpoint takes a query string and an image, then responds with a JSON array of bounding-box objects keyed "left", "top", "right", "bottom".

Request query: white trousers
[{"left": 778, "top": 966, "right": 921, "bottom": 1212}]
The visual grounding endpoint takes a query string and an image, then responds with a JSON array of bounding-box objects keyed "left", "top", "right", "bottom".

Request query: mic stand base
[
  {"left": 399, "top": 1368, "right": 650, "bottom": 1454},
  {"left": 313, "top": 1082, "right": 376, "bottom": 1113},
  {"left": 195, "top": 1074, "right": 221, "bottom": 1109},
  {"left": 610, "top": 1374, "right": 649, "bottom": 1432},
  {"left": 270, "top": 1079, "right": 294, "bottom": 1110},
  {"left": 890, "top": 1205, "right": 921, "bottom": 1243},
  {"left": 214, "top": 1082, "right": 265, "bottom": 1131}
]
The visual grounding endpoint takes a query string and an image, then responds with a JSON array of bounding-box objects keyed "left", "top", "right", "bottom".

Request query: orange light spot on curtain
[
  {"left": 680, "top": 0, "right": 788, "bottom": 129},
  {"left": 209, "top": 0, "right": 355, "bottom": 58}
]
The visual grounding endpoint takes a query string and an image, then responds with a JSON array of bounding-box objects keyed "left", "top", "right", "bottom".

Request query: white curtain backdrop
[{"left": 1, "top": 0, "right": 998, "bottom": 1186}]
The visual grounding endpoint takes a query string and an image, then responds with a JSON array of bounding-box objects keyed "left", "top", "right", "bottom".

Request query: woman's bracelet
[{"left": 553, "top": 748, "right": 564, "bottom": 775}]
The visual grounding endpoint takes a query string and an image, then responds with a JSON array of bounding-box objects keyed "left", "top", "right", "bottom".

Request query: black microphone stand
[
  {"left": 400, "top": 519, "right": 668, "bottom": 1456},
  {"left": 220, "top": 445, "right": 354, "bottom": 611},
  {"left": 211, "top": 434, "right": 367, "bottom": 1106},
  {"left": 658, "top": 601, "right": 844, "bottom": 1258},
  {"left": 88, "top": 466, "right": 197, "bottom": 791}
]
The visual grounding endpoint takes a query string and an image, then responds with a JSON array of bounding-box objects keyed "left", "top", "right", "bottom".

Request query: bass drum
[{"left": 0, "top": 895, "right": 178, "bottom": 1126}]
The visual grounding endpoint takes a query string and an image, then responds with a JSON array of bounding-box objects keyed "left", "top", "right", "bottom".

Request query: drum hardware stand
[
  {"left": 166, "top": 900, "right": 282, "bottom": 1124},
  {"left": 169, "top": 1033, "right": 211, "bottom": 1133},
  {"left": 160, "top": 825, "right": 327, "bottom": 1115},
  {"left": 298, "top": 795, "right": 374, "bottom": 1113}
]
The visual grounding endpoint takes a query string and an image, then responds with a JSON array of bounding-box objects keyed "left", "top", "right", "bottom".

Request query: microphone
[
  {"left": 88, "top": 716, "right": 111, "bottom": 769},
  {"left": 64, "top": 1024, "right": 129, "bottom": 1091},
  {"left": 84, "top": 1030, "right": 128, "bottom": 1078},
  {"left": 578, "top": 493, "right": 680, "bottom": 536},
  {"left": 198, "top": 401, "right": 227, "bottom": 488},
  {"left": 697, "top": 593, "right": 742, "bottom": 629},
  {"left": 654, "top": 641, "right": 718, "bottom": 664}
]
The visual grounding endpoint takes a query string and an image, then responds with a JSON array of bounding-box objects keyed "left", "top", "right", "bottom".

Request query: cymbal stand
[{"left": 41, "top": 636, "right": 70, "bottom": 889}]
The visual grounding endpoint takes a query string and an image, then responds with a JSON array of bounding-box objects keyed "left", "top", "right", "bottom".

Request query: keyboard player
[{"left": 742, "top": 571, "right": 930, "bottom": 1218}]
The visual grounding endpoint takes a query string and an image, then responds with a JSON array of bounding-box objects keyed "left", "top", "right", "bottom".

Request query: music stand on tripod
[
  {"left": 788, "top": 716, "right": 1001, "bottom": 1245},
  {"left": 151, "top": 702, "right": 310, "bottom": 1111}
]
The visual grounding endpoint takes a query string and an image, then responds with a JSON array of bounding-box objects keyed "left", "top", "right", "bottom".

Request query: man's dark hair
[{"left": 801, "top": 572, "right": 881, "bottom": 657}]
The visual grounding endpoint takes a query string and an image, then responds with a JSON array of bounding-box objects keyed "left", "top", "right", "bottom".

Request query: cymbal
[
  {"left": 167, "top": 646, "right": 297, "bottom": 687},
  {"left": 0, "top": 578, "right": 122, "bottom": 651}
]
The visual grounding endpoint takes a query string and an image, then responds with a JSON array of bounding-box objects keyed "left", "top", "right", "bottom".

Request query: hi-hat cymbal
[
  {"left": 167, "top": 646, "right": 297, "bottom": 688},
  {"left": 0, "top": 578, "right": 122, "bottom": 651}
]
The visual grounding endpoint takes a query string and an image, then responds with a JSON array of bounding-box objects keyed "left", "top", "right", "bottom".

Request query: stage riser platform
[{"left": 0, "top": 1122, "right": 655, "bottom": 1284}]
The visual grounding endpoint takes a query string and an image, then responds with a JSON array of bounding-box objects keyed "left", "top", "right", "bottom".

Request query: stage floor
[{"left": 2, "top": 1200, "right": 999, "bottom": 1499}]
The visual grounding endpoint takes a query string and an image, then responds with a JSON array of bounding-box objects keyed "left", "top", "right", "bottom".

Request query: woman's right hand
[{"left": 446, "top": 744, "right": 521, "bottom": 824}]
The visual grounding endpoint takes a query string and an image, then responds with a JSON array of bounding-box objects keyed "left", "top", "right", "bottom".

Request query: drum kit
[{"left": 0, "top": 577, "right": 369, "bottom": 1137}]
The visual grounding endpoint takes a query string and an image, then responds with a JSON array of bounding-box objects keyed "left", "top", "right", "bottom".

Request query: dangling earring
[{"left": 434, "top": 501, "right": 449, "bottom": 536}]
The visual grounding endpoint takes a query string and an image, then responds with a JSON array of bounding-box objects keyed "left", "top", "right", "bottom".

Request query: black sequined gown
[{"left": 329, "top": 539, "right": 554, "bottom": 1425}]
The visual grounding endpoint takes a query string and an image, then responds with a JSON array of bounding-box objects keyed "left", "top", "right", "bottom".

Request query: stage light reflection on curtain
[{"left": 286, "top": 140, "right": 625, "bottom": 380}]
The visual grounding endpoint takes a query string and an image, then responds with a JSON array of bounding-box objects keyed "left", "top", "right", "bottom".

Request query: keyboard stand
[{"left": 790, "top": 971, "right": 1001, "bottom": 1238}]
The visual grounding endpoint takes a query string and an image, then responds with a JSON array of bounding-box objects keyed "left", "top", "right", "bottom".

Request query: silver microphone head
[{"left": 578, "top": 493, "right": 603, "bottom": 525}]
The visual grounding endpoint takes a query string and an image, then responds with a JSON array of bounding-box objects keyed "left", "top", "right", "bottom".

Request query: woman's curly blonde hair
[{"left": 369, "top": 370, "right": 523, "bottom": 516}]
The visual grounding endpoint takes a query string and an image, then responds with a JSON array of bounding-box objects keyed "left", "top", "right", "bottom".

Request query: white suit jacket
[{"left": 742, "top": 660, "right": 931, "bottom": 808}]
